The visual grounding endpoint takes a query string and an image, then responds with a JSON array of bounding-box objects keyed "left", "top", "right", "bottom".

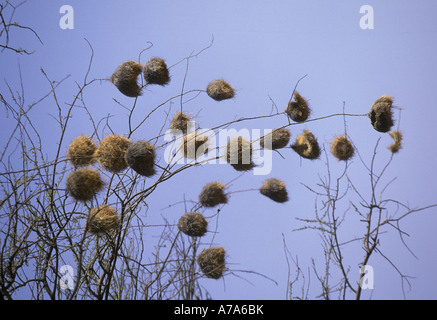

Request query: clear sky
[{"left": 2, "top": 0, "right": 437, "bottom": 299}]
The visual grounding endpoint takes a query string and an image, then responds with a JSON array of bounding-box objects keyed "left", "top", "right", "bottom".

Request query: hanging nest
[
  {"left": 180, "top": 132, "right": 209, "bottom": 159},
  {"left": 206, "top": 79, "right": 235, "bottom": 101},
  {"left": 169, "top": 111, "right": 193, "bottom": 134},
  {"left": 143, "top": 57, "right": 170, "bottom": 86},
  {"left": 259, "top": 128, "right": 290, "bottom": 150},
  {"left": 291, "top": 130, "right": 320, "bottom": 160},
  {"left": 225, "top": 136, "right": 255, "bottom": 171},
  {"left": 177, "top": 212, "right": 208, "bottom": 237},
  {"left": 66, "top": 168, "right": 104, "bottom": 202},
  {"left": 199, "top": 182, "right": 228, "bottom": 207},
  {"left": 330, "top": 136, "right": 355, "bottom": 161},
  {"left": 285, "top": 91, "right": 310, "bottom": 122},
  {"left": 110, "top": 60, "right": 143, "bottom": 97},
  {"left": 124, "top": 140, "right": 156, "bottom": 177},
  {"left": 86, "top": 204, "right": 120, "bottom": 235},
  {"left": 260, "top": 178, "right": 288, "bottom": 203},
  {"left": 388, "top": 130, "right": 402, "bottom": 153},
  {"left": 95, "top": 135, "right": 131, "bottom": 173},
  {"left": 197, "top": 247, "right": 226, "bottom": 279},
  {"left": 369, "top": 95, "right": 394, "bottom": 133},
  {"left": 67, "top": 135, "right": 97, "bottom": 167}
]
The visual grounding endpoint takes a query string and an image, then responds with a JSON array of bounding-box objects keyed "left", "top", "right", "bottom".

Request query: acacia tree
[{"left": 1, "top": 2, "right": 436, "bottom": 300}]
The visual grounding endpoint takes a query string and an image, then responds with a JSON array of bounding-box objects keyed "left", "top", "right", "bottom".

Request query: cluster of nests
[
  {"left": 69, "top": 57, "right": 404, "bottom": 277},
  {"left": 110, "top": 57, "right": 236, "bottom": 103},
  {"left": 65, "top": 134, "right": 157, "bottom": 236}
]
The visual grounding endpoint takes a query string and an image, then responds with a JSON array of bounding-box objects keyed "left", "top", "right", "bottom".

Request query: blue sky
[{"left": 2, "top": 0, "right": 437, "bottom": 299}]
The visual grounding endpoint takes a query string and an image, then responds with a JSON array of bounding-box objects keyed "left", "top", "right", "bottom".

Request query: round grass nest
[
  {"left": 291, "top": 130, "right": 320, "bottom": 160},
  {"left": 197, "top": 247, "right": 226, "bottom": 279},
  {"left": 330, "top": 136, "right": 354, "bottom": 161},
  {"left": 388, "top": 130, "right": 402, "bottom": 153},
  {"left": 285, "top": 91, "right": 310, "bottom": 122},
  {"left": 225, "top": 136, "right": 255, "bottom": 171},
  {"left": 180, "top": 132, "right": 209, "bottom": 159},
  {"left": 206, "top": 79, "right": 235, "bottom": 101},
  {"left": 169, "top": 111, "right": 193, "bottom": 134},
  {"left": 124, "top": 140, "right": 156, "bottom": 177},
  {"left": 66, "top": 168, "right": 104, "bottom": 202},
  {"left": 260, "top": 178, "right": 289, "bottom": 203},
  {"left": 177, "top": 212, "right": 208, "bottom": 237},
  {"left": 95, "top": 135, "right": 131, "bottom": 173},
  {"left": 199, "top": 182, "right": 228, "bottom": 208},
  {"left": 143, "top": 57, "right": 170, "bottom": 86},
  {"left": 67, "top": 135, "right": 97, "bottom": 167},
  {"left": 369, "top": 95, "right": 394, "bottom": 133},
  {"left": 260, "top": 128, "right": 290, "bottom": 150},
  {"left": 86, "top": 204, "right": 120, "bottom": 235},
  {"left": 110, "top": 60, "right": 143, "bottom": 97}
]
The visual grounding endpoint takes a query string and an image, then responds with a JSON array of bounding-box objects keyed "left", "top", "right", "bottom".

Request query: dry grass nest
[
  {"left": 291, "top": 130, "right": 320, "bottom": 160},
  {"left": 67, "top": 135, "right": 97, "bottom": 167},
  {"left": 285, "top": 91, "right": 310, "bottom": 122},
  {"left": 225, "top": 136, "right": 255, "bottom": 171},
  {"left": 260, "top": 178, "right": 289, "bottom": 203},
  {"left": 86, "top": 205, "right": 120, "bottom": 235},
  {"left": 178, "top": 212, "right": 208, "bottom": 237},
  {"left": 124, "top": 140, "right": 156, "bottom": 177},
  {"left": 369, "top": 95, "right": 394, "bottom": 133},
  {"left": 330, "top": 136, "right": 355, "bottom": 161},
  {"left": 197, "top": 247, "right": 226, "bottom": 279},
  {"left": 180, "top": 132, "right": 209, "bottom": 159},
  {"left": 199, "top": 182, "right": 228, "bottom": 208},
  {"left": 206, "top": 79, "right": 235, "bottom": 101},
  {"left": 66, "top": 168, "right": 104, "bottom": 202},
  {"left": 260, "top": 128, "right": 290, "bottom": 150},
  {"left": 95, "top": 135, "right": 131, "bottom": 173},
  {"left": 169, "top": 112, "right": 193, "bottom": 134},
  {"left": 388, "top": 130, "right": 402, "bottom": 153},
  {"left": 143, "top": 57, "right": 170, "bottom": 86},
  {"left": 110, "top": 60, "right": 143, "bottom": 97}
]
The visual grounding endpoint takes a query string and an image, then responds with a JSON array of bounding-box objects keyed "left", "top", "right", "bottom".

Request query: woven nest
[
  {"left": 260, "top": 128, "right": 290, "bottom": 150},
  {"left": 199, "top": 182, "right": 228, "bottom": 207},
  {"left": 330, "top": 136, "right": 354, "bottom": 161},
  {"left": 169, "top": 112, "right": 193, "bottom": 134},
  {"left": 197, "top": 247, "right": 226, "bottom": 279},
  {"left": 95, "top": 135, "right": 131, "bottom": 173},
  {"left": 260, "top": 178, "right": 288, "bottom": 203},
  {"left": 143, "top": 57, "right": 170, "bottom": 86},
  {"left": 285, "top": 91, "right": 310, "bottom": 122},
  {"left": 206, "top": 79, "right": 235, "bottom": 101},
  {"left": 225, "top": 136, "right": 255, "bottom": 171},
  {"left": 86, "top": 205, "right": 120, "bottom": 235},
  {"left": 178, "top": 212, "right": 208, "bottom": 237},
  {"left": 180, "top": 132, "right": 208, "bottom": 159},
  {"left": 124, "top": 140, "right": 156, "bottom": 177},
  {"left": 110, "top": 60, "right": 143, "bottom": 97},
  {"left": 388, "top": 130, "right": 402, "bottom": 153},
  {"left": 66, "top": 168, "right": 104, "bottom": 202},
  {"left": 291, "top": 130, "right": 320, "bottom": 160},
  {"left": 67, "top": 135, "right": 97, "bottom": 167},
  {"left": 369, "top": 95, "right": 394, "bottom": 133}
]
